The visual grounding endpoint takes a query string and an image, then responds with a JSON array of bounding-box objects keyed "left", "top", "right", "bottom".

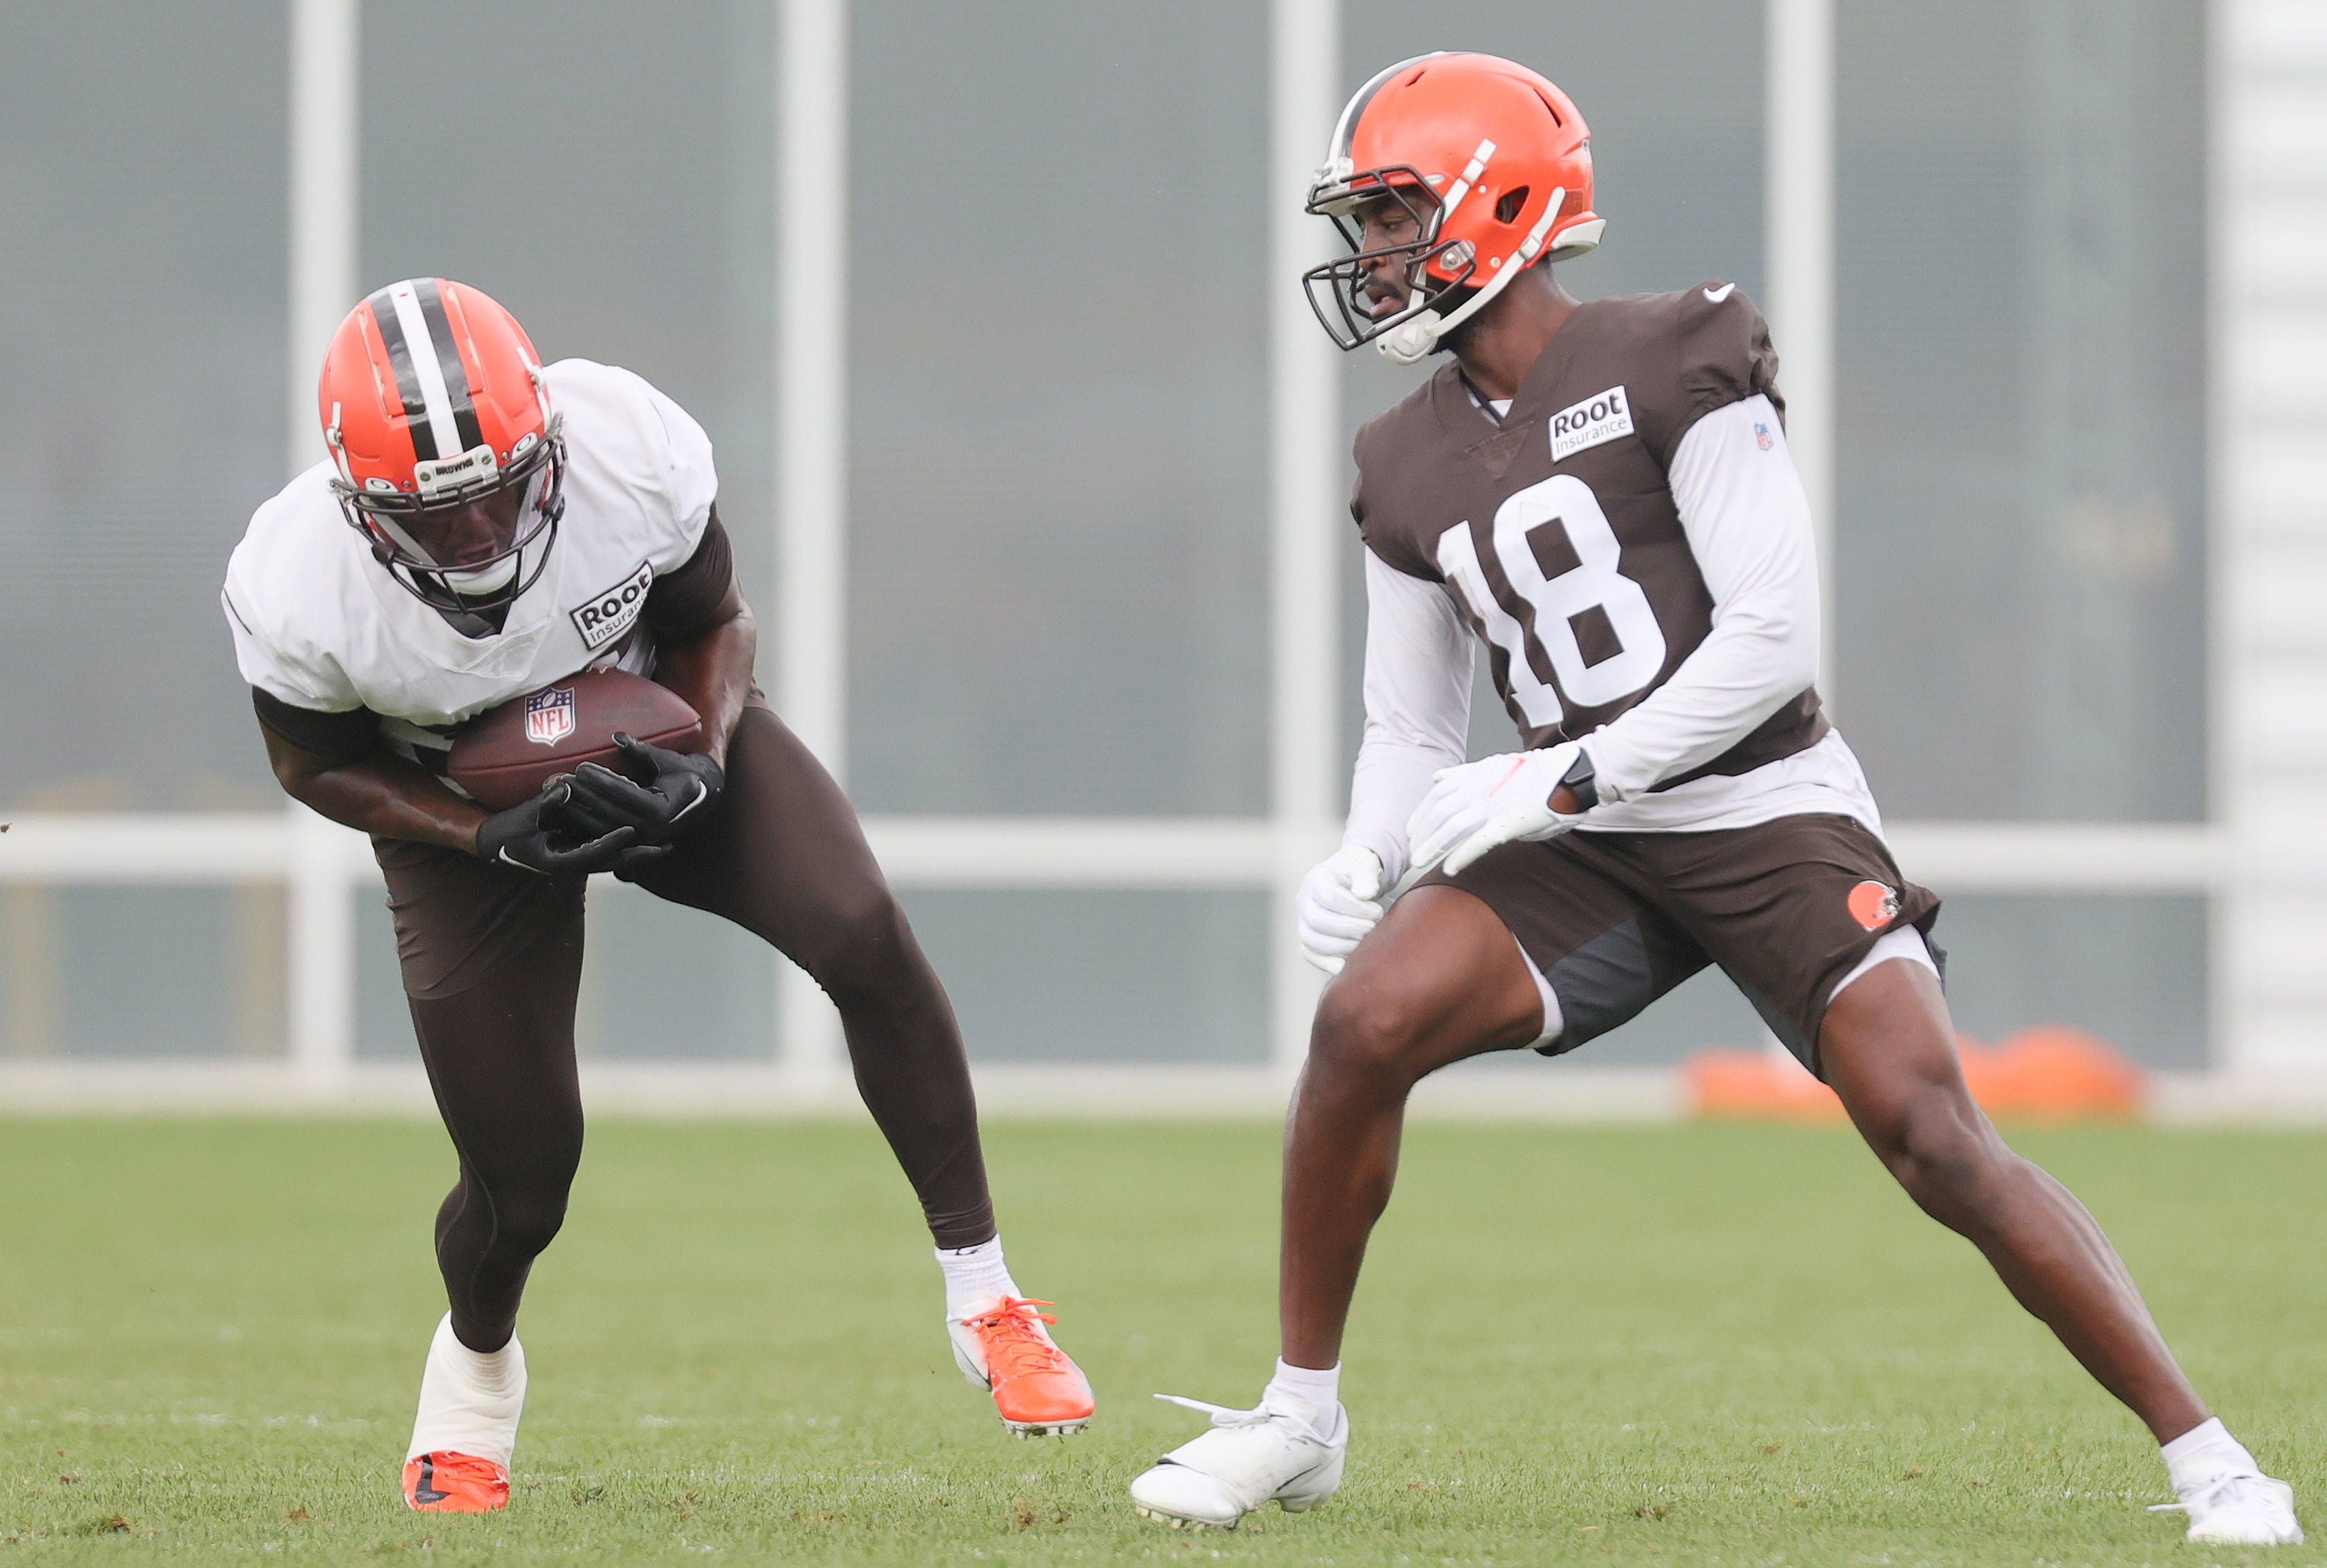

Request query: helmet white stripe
[
  {"left": 386, "top": 281, "right": 465, "bottom": 468},
  {"left": 1327, "top": 52, "right": 1444, "bottom": 161}
]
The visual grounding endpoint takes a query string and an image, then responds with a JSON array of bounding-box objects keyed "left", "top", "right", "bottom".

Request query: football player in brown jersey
[{"left": 1129, "top": 54, "right": 2298, "bottom": 1546}]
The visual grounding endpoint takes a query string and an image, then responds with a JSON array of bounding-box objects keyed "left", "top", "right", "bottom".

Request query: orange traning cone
[
  {"left": 1966, "top": 1026, "right": 2143, "bottom": 1123},
  {"left": 1685, "top": 1027, "right": 2145, "bottom": 1123},
  {"left": 1682, "top": 1050, "right": 1846, "bottom": 1123}
]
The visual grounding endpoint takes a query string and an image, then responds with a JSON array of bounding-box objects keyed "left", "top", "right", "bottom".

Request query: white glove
[
  {"left": 1295, "top": 846, "right": 1385, "bottom": 976},
  {"left": 1406, "top": 743, "right": 1590, "bottom": 879}
]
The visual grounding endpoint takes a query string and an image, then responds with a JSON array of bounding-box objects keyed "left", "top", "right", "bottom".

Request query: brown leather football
[{"left": 447, "top": 667, "right": 703, "bottom": 811}]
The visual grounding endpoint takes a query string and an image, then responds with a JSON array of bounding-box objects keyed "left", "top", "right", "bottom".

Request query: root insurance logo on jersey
[
  {"left": 570, "top": 560, "right": 654, "bottom": 651},
  {"left": 1550, "top": 386, "right": 1633, "bottom": 462}
]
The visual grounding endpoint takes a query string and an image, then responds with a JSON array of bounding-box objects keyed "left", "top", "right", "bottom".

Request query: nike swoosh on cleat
[
  {"left": 1703, "top": 282, "right": 1736, "bottom": 303},
  {"left": 413, "top": 1458, "right": 450, "bottom": 1505}
]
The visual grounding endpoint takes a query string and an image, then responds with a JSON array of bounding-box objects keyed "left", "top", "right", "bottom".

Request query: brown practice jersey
[{"left": 1352, "top": 282, "right": 1827, "bottom": 791}]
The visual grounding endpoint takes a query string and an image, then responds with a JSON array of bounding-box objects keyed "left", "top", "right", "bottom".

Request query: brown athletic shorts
[
  {"left": 1421, "top": 813, "right": 1940, "bottom": 1078},
  {"left": 371, "top": 699, "right": 900, "bottom": 1003}
]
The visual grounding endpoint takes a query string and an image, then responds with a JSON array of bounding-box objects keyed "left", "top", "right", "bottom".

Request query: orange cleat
[
  {"left": 403, "top": 1450, "right": 510, "bottom": 1513},
  {"left": 947, "top": 1295, "right": 1095, "bottom": 1437}
]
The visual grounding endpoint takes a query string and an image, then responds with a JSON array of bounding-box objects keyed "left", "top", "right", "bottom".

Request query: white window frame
[{"left": 3, "top": 0, "right": 2307, "bottom": 1109}]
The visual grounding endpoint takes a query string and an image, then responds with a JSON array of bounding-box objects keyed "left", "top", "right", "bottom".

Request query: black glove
[
  {"left": 558, "top": 732, "right": 725, "bottom": 849},
  {"left": 474, "top": 777, "right": 670, "bottom": 876}
]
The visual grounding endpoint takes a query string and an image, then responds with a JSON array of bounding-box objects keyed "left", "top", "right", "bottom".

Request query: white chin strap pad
[
  {"left": 1378, "top": 311, "right": 1444, "bottom": 366},
  {"left": 443, "top": 552, "right": 520, "bottom": 594}
]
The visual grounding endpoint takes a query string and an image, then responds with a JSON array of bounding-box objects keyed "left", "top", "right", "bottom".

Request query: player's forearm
[
  {"left": 1350, "top": 550, "right": 1474, "bottom": 879},
  {"left": 1581, "top": 606, "right": 1816, "bottom": 799},
  {"left": 651, "top": 603, "right": 758, "bottom": 768},
  {"left": 1347, "top": 733, "right": 1457, "bottom": 886},
  {"left": 270, "top": 745, "right": 489, "bottom": 853}
]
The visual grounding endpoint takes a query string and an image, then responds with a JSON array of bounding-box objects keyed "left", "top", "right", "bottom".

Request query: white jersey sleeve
[
  {"left": 1343, "top": 547, "right": 1474, "bottom": 886},
  {"left": 545, "top": 360, "right": 719, "bottom": 574},
  {"left": 635, "top": 377, "right": 718, "bottom": 569},
  {"left": 221, "top": 466, "right": 367, "bottom": 713},
  {"left": 1580, "top": 393, "right": 1821, "bottom": 802}
]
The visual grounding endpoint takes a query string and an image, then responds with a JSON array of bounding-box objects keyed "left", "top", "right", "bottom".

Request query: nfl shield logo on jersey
[
  {"left": 524, "top": 686, "right": 577, "bottom": 747},
  {"left": 1754, "top": 422, "right": 1773, "bottom": 451}
]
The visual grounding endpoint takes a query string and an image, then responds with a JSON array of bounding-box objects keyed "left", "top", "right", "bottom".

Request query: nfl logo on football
[{"left": 524, "top": 686, "right": 577, "bottom": 747}]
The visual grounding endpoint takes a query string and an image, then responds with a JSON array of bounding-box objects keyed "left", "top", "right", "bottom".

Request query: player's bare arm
[
  {"left": 260, "top": 723, "right": 486, "bottom": 853},
  {"left": 1132, "top": 52, "right": 2299, "bottom": 1548},
  {"left": 641, "top": 552, "right": 754, "bottom": 770}
]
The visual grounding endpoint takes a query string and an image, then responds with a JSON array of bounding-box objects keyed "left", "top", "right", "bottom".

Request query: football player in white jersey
[
  {"left": 223, "top": 279, "right": 1093, "bottom": 1513},
  {"left": 1127, "top": 56, "right": 2298, "bottom": 1547}
]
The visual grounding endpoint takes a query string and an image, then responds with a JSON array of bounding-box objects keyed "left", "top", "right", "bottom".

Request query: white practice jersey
[{"left": 222, "top": 358, "right": 717, "bottom": 752}]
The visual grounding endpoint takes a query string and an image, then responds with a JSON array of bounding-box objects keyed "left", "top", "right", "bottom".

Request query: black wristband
[{"left": 1559, "top": 749, "right": 1599, "bottom": 811}]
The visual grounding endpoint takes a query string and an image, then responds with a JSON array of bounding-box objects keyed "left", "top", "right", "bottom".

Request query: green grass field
[{"left": 1, "top": 1117, "right": 2322, "bottom": 1565}]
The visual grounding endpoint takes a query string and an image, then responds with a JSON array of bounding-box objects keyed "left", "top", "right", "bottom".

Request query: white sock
[
  {"left": 2162, "top": 1416, "right": 2260, "bottom": 1496},
  {"left": 407, "top": 1313, "right": 526, "bottom": 1467},
  {"left": 1266, "top": 1357, "right": 1342, "bottom": 1412},
  {"left": 936, "top": 1236, "right": 1017, "bottom": 1314}
]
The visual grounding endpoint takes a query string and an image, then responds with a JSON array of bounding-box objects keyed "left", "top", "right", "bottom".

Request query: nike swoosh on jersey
[{"left": 1703, "top": 282, "right": 1736, "bottom": 303}]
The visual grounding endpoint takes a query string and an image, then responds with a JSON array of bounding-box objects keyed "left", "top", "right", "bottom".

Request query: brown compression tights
[
  {"left": 408, "top": 929, "right": 586, "bottom": 1353},
  {"left": 386, "top": 704, "right": 994, "bottom": 1354}
]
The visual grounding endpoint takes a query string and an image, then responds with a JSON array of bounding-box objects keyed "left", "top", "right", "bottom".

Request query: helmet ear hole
[{"left": 1495, "top": 186, "right": 1529, "bottom": 224}]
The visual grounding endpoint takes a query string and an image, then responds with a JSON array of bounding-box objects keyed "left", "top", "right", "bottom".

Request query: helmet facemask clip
[
  {"left": 331, "top": 415, "right": 567, "bottom": 618},
  {"left": 1300, "top": 167, "right": 1481, "bottom": 354}
]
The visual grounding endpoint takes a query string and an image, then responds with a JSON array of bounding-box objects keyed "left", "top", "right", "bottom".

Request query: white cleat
[
  {"left": 2152, "top": 1471, "right": 2305, "bottom": 1546},
  {"left": 402, "top": 1313, "right": 526, "bottom": 1512},
  {"left": 1129, "top": 1391, "right": 1346, "bottom": 1531}
]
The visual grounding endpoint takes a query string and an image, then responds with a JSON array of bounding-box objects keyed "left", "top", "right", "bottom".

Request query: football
[{"left": 447, "top": 667, "right": 703, "bottom": 811}]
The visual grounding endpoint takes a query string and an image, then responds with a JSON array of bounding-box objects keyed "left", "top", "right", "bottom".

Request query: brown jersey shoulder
[
  {"left": 1349, "top": 362, "right": 1522, "bottom": 581},
  {"left": 1539, "top": 282, "right": 1783, "bottom": 467},
  {"left": 1351, "top": 280, "right": 1780, "bottom": 558}
]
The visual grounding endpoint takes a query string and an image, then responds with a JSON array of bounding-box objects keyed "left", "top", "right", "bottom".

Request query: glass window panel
[
  {"left": 357, "top": 881, "right": 777, "bottom": 1063},
  {"left": 354, "top": 0, "right": 778, "bottom": 1061},
  {"left": 1834, "top": 0, "right": 2206, "bottom": 821},
  {"left": 1, "top": 887, "right": 282, "bottom": 1059},
  {"left": 575, "top": 885, "right": 774, "bottom": 1062},
  {"left": 359, "top": 0, "right": 777, "bottom": 647},
  {"left": 1336, "top": 3, "right": 1768, "bottom": 785},
  {"left": 0, "top": 2, "right": 287, "bottom": 812},
  {"left": 1932, "top": 892, "right": 2207, "bottom": 1070},
  {"left": 898, "top": 890, "right": 1270, "bottom": 1064},
  {"left": 847, "top": 4, "right": 1272, "bottom": 815}
]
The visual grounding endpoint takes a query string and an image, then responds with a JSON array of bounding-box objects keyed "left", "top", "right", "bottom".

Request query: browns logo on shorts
[{"left": 1422, "top": 813, "right": 1939, "bottom": 1080}]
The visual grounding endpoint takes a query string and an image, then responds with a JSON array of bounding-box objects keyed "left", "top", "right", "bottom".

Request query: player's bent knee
[
  {"left": 1308, "top": 978, "right": 1438, "bottom": 1087},
  {"left": 794, "top": 887, "right": 923, "bottom": 999},
  {"left": 1879, "top": 1088, "right": 2007, "bottom": 1210},
  {"left": 488, "top": 1193, "right": 571, "bottom": 1261}
]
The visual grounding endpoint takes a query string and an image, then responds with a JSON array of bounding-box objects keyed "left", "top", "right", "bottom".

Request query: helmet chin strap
[
  {"left": 1377, "top": 188, "right": 1565, "bottom": 367},
  {"left": 442, "top": 553, "right": 520, "bottom": 594}
]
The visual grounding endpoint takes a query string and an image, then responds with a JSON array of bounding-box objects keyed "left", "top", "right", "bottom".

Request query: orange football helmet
[
  {"left": 1305, "top": 53, "right": 1603, "bottom": 364},
  {"left": 318, "top": 278, "right": 565, "bottom": 613}
]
